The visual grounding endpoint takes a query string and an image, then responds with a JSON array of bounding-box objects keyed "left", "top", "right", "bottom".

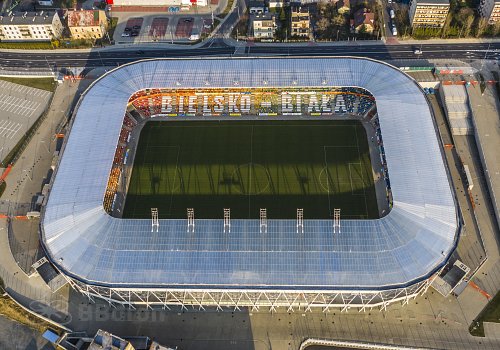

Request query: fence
[{"left": 0, "top": 70, "right": 55, "bottom": 78}]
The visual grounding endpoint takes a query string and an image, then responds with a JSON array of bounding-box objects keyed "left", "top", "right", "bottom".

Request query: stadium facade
[{"left": 41, "top": 58, "right": 461, "bottom": 311}]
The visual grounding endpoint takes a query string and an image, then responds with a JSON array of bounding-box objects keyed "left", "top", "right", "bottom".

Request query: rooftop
[
  {"left": 0, "top": 11, "right": 57, "bottom": 26},
  {"left": 67, "top": 10, "right": 105, "bottom": 27},
  {"left": 252, "top": 13, "right": 275, "bottom": 21}
]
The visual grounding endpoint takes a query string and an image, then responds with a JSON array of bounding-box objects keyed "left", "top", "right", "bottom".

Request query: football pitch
[{"left": 123, "top": 120, "right": 378, "bottom": 219}]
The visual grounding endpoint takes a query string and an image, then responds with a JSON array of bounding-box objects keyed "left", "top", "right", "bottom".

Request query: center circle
[
  {"left": 231, "top": 163, "right": 271, "bottom": 195},
  {"left": 318, "top": 167, "right": 333, "bottom": 193}
]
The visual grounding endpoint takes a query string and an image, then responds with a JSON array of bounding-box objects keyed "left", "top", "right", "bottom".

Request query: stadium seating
[
  {"left": 103, "top": 114, "right": 135, "bottom": 212},
  {"left": 357, "top": 96, "right": 375, "bottom": 115},
  {"left": 123, "top": 115, "right": 137, "bottom": 129}
]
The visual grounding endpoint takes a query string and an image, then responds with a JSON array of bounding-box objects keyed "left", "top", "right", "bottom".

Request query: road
[{"left": 0, "top": 42, "right": 498, "bottom": 70}]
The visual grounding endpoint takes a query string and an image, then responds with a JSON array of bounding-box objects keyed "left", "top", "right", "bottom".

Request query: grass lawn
[
  {"left": 0, "top": 295, "right": 54, "bottom": 333},
  {"left": 0, "top": 77, "right": 56, "bottom": 92},
  {"left": 123, "top": 120, "right": 378, "bottom": 220},
  {"left": 470, "top": 291, "right": 500, "bottom": 337}
]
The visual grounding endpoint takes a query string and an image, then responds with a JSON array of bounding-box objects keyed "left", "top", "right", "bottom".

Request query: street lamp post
[{"left": 98, "top": 50, "right": 105, "bottom": 68}]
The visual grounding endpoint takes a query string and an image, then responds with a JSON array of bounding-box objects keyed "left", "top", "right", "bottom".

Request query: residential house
[
  {"left": 0, "top": 11, "right": 63, "bottom": 41},
  {"left": 252, "top": 13, "right": 276, "bottom": 39},
  {"left": 408, "top": 0, "right": 450, "bottom": 28},
  {"left": 67, "top": 9, "right": 108, "bottom": 39},
  {"left": 337, "top": 0, "right": 350, "bottom": 14},
  {"left": 290, "top": 6, "right": 310, "bottom": 38},
  {"left": 350, "top": 7, "right": 375, "bottom": 33}
]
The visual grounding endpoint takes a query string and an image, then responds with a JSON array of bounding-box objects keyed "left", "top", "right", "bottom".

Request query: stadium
[{"left": 41, "top": 58, "right": 461, "bottom": 311}]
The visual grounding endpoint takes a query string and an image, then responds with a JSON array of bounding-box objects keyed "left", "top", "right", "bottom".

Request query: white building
[
  {"left": 0, "top": 11, "right": 63, "bottom": 41},
  {"left": 252, "top": 13, "right": 276, "bottom": 39},
  {"left": 479, "top": 0, "right": 500, "bottom": 23}
]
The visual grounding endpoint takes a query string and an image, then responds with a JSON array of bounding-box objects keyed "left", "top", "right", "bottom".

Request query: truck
[{"left": 390, "top": 9, "right": 395, "bottom": 19}]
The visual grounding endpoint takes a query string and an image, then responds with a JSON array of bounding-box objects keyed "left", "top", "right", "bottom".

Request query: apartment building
[
  {"left": 408, "top": 0, "right": 450, "bottom": 28},
  {"left": 290, "top": 6, "right": 310, "bottom": 38},
  {"left": 252, "top": 13, "right": 276, "bottom": 39},
  {"left": 0, "top": 11, "right": 63, "bottom": 41},
  {"left": 479, "top": 0, "right": 500, "bottom": 23},
  {"left": 67, "top": 10, "right": 108, "bottom": 39}
]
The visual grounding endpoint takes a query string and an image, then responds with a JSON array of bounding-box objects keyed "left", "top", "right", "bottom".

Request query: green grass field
[{"left": 123, "top": 120, "right": 378, "bottom": 219}]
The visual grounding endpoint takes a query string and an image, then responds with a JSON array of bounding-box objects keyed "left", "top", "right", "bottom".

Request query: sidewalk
[{"left": 1, "top": 36, "right": 499, "bottom": 54}]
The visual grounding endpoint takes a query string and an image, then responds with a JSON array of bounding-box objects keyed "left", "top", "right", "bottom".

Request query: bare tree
[
  {"left": 331, "top": 14, "right": 345, "bottom": 26},
  {"left": 476, "top": 18, "right": 489, "bottom": 38},
  {"left": 463, "top": 15, "right": 474, "bottom": 37},
  {"left": 317, "top": 1, "right": 327, "bottom": 16},
  {"left": 317, "top": 17, "right": 330, "bottom": 32},
  {"left": 494, "top": 20, "right": 500, "bottom": 36},
  {"left": 441, "top": 12, "right": 452, "bottom": 38}
]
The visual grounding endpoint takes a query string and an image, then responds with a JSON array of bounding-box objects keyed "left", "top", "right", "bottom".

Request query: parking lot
[
  {"left": 0, "top": 80, "right": 52, "bottom": 163},
  {"left": 120, "top": 17, "right": 144, "bottom": 38},
  {"left": 113, "top": 13, "right": 211, "bottom": 43},
  {"left": 149, "top": 17, "right": 169, "bottom": 39},
  {"left": 175, "top": 17, "right": 195, "bottom": 38}
]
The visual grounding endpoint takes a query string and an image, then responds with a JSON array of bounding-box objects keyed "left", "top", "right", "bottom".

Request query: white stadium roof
[{"left": 41, "top": 58, "right": 459, "bottom": 290}]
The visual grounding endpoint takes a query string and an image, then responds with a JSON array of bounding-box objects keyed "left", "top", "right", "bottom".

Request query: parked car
[
  {"left": 124, "top": 27, "right": 131, "bottom": 32},
  {"left": 121, "top": 32, "right": 131, "bottom": 37},
  {"left": 392, "top": 25, "right": 397, "bottom": 36},
  {"left": 133, "top": 25, "right": 141, "bottom": 30},
  {"left": 390, "top": 9, "right": 395, "bottom": 19},
  {"left": 131, "top": 31, "right": 139, "bottom": 37}
]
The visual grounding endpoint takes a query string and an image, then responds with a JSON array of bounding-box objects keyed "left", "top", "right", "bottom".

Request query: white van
[{"left": 189, "top": 29, "right": 200, "bottom": 41}]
